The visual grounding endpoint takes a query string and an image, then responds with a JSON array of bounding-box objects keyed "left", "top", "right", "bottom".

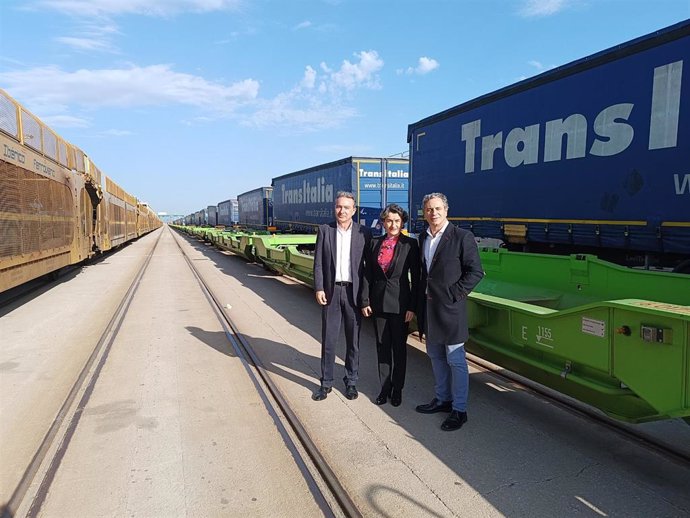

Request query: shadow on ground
[{"left": 174, "top": 231, "right": 690, "bottom": 517}]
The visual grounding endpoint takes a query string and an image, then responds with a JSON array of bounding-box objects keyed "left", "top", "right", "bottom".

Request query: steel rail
[
  {"left": 1, "top": 229, "right": 164, "bottom": 518},
  {"left": 171, "top": 228, "right": 362, "bottom": 518}
]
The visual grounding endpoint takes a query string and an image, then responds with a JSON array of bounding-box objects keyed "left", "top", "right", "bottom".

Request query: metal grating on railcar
[
  {"left": 0, "top": 159, "right": 74, "bottom": 259},
  {"left": 58, "top": 140, "right": 68, "bottom": 167},
  {"left": 20, "top": 109, "right": 42, "bottom": 153},
  {"left": 0, "top": 161, "right": 21, "bottom": 258},
  {"left": 75, "top": 148, "right": 85, "bottom": 173},
  {"left": 43, "top": 128, "right": 58, "bottom": 162},
  {"left": 0, "top": 92, "right": 19, "bottom": 139}
]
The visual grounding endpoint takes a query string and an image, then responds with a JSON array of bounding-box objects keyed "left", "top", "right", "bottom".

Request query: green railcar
[{"left": 173, "top": 225, "right": 690, "bottom": 423}]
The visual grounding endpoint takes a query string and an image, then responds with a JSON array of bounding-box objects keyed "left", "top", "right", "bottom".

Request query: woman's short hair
[{"left": 380, "top": 203, "right": 408, "bottom": 224}]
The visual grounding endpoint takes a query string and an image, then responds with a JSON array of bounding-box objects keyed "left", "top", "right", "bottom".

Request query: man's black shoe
[
  {"left": 345, "top": 385, "right": 359, "bottom": 400},
  {"left": 312, "top": 386, "right": 332, "bottom": 401},
  {"left": 390, "top": 389, "right": 402, "bottom": 407},
  {"left": 441, "top": 410, "right": 468, "bottom": 431},
  {"left": 415, "top": 398, "right": 452, "bottom": 414}
]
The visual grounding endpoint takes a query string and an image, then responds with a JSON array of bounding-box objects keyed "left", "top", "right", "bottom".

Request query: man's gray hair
[
  {"left": 422, "top": 192, "right": 449, "bottom": 210},
  {"left": 335, "top": 191, "right": 356, "bottom": 204}
]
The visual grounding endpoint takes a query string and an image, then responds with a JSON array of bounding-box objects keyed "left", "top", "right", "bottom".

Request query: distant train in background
[
  {"left": 0, "top": 89, "right": 162, "bottom": 294},
  {"left": 171, "top": 21, "right": 690, "bottom": 425},
  {"left": 174, "top": 156, "right": 410, "bottom": 234},
  {"left": 182, "top": 21, "right": 689, "bottom": 273}
]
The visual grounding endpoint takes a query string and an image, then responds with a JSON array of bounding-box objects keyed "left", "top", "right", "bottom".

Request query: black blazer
[
  {"left": 360, "top": 233, "right": 420, "bottom": 315},
  {"left": 313, "top": 221, "right": 371, "bottom": 304},
  {"left": 418, "top": 224, "right": 484, "bottom": 344}
]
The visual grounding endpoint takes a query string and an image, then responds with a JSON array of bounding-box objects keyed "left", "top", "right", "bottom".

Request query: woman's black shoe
[
  {"left": 374, "top": 389, "right": 390, "bottom": 405},
  {"left": 390, "top": 389, "right": 402, "bottom": 407},
  {"left": 375, "top": 382, "right": 392, "bottom": 405}
]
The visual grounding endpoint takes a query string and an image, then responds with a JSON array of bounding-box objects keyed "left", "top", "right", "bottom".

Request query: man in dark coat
[
  {"left": 312, "top": 191, "right": 371, "bottom": 401},
  {"left": 416, "top": 192, "right": 484, "bottom": 430}
]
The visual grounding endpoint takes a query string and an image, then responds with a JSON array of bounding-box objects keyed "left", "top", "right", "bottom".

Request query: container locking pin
[{"left": 560, "top": 361, "right": 572, "bottom": 379}]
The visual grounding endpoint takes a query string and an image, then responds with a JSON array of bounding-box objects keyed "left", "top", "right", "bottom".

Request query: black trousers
[
  {"left": 320, "top": 283, "right": 361, "bottom": 388},
  {"left": 373, "top": 312, "right": 409, "bottom": 390}
]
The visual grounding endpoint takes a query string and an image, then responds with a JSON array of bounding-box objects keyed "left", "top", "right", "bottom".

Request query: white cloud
[
  {"left": 31, "top": 0, "right": 243, "bottom": 17},
  {"left": 400, "top": 56, "right": 439, "bottom": 76},
  {"left": 41, "top": 114, "right": 92, "bottom": 128},
  {"left": 102, "top": 129, "right": 133, "bottom": 136},
  {"left": 525, "top": 60, "right": 556, "bottom": 76},
  {"left": 1, "top": 65, "right": 258, "bottom": 116},
  {"left": 300, "top": 66, "right": 317, "bottom": 89},
  {"left": 55, "top": 36, "right": 115, "bottom": 52},
  {"left": 51, "top": 20, "right": 121, "bottom": 53},
  {"left": 293, "top": 20, "right": 312, "bottom": 31},
  {"left": 248, "top": 94, "right": 358, "bottom": 130},
  {"left": 1, "top": 50, "right": 384, "bottom": 132},
  {"left": 325, "top": 50, "right": 384, "bottom": 93},
  {"left": 247, "top": 50, "right": 384, "bottom": 130},
  {"left": 519, "top": 0, "right": 575, "bottom": 17}
]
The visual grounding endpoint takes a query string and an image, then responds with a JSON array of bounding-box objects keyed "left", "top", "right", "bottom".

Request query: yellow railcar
[{"left": 0, "top": 89, "right": 161, "bottom": 294}]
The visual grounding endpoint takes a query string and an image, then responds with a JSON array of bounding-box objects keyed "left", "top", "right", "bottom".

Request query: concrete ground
[{"left": 2, "top": 225, "right": 689, "bottom": 517}]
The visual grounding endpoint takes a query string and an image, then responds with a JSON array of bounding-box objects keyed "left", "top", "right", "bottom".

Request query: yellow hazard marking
[{"left": 629, "top": 301, "right": 690, "bottom": 315}]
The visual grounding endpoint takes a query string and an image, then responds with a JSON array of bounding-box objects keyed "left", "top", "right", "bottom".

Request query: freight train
[
  {"left": 183, "top": 24, "right": 689, "bottom": 274},
  {"left": 0, "top": 89, "right": 162, "bottom": 294},
  {"left": 408, "top": 20, "right": 690, "bottom": 272},
  {"left": 176, "top": 156, "right": 410, "bottom": 234},
  {"left": 173, "top": 21, "right": 690, "bottom": 424}
]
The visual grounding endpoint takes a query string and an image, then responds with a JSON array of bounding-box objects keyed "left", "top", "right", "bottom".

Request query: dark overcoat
[
  {"left": 313, "top": 221, "right": 371, "bottom": 304},
  {"left": 417, "top": 224, "right": 484, "bottom": 344},
  {"left": 360, "top": 234, "right": 420, "bottom": 315}
]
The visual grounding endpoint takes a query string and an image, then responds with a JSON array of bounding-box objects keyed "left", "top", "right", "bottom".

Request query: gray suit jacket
[{"left": 313, "top": 221, "right": 371, "bottom": 304}]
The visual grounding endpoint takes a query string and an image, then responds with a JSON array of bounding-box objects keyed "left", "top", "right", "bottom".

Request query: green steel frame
[{"left": 172, "top": 226, "right": 689, "bottom": 423}]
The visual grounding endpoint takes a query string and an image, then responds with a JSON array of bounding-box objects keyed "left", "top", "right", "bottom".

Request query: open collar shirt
[
  {"left": 335, "top": 222, "right": 353, "bottom": 283},
  {"left": 424, "top": 220, "right": 449, "bottom": 273}
]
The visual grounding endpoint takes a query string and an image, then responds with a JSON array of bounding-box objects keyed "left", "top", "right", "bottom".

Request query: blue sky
[{"left": 1, "top": 0, "right": 688, "bottom": 216}]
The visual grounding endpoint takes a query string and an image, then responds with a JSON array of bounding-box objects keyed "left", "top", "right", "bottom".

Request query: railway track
[
  {"left": 3, "top": 227, "right": 688, "bottom": 517},
  {"left": 0, "top": 232, "right": 164, "bottom": 518},
  {"left": 2, "top": 227, "right": 360, "bottom": 518},
  {"left": 169, "top": 229, "right": 361, "bottom": 518},
  {"left": 0, "top": 246, "right": 130, "bottom": 314},
  {"left": 183, "top": 227, "right": 690, "bottom": 469}
]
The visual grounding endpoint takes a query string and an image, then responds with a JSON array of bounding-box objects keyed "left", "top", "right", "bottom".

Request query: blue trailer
[
  {"left": 237, "top": 187, "right": 273, "bottom": 229},
  {"left": 217, "top": 198, "right": 238, "bottom": 227},
  {"left": 193, "top": 209, "right": 207, "bottom": 226},
  {"left": 207, "top": 205, "right": 218, "bottom": 227},
  {"left": 407, "top": 21, "right": 689, "bottom": 270},
  {"left": 271, "top": 156, "right": 410, "bottom": 233}
]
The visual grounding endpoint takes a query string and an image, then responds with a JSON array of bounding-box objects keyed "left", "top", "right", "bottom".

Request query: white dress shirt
[
  {"left": 424, "top": 220, "right": 449, "bottom": 272},
  {"left": 335, "top": 223, "right": 353, "bottom": 282}
]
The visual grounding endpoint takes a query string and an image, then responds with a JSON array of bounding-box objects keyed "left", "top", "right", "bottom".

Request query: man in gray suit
[
  {"left": 416, "top": 192, "right": 484, "bottom": 430},
  {"left": 312, "top": 192, "right": 371, "bottom": 401}
]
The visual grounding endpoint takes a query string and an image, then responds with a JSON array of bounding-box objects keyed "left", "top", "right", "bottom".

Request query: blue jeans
[{"left": 425, "top": 341, "right": 468, "bottom": 411}]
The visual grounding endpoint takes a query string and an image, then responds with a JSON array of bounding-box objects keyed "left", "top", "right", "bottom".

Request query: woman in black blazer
[{"left": 360, "top": 204, "right": 420, "bottom": 406}]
